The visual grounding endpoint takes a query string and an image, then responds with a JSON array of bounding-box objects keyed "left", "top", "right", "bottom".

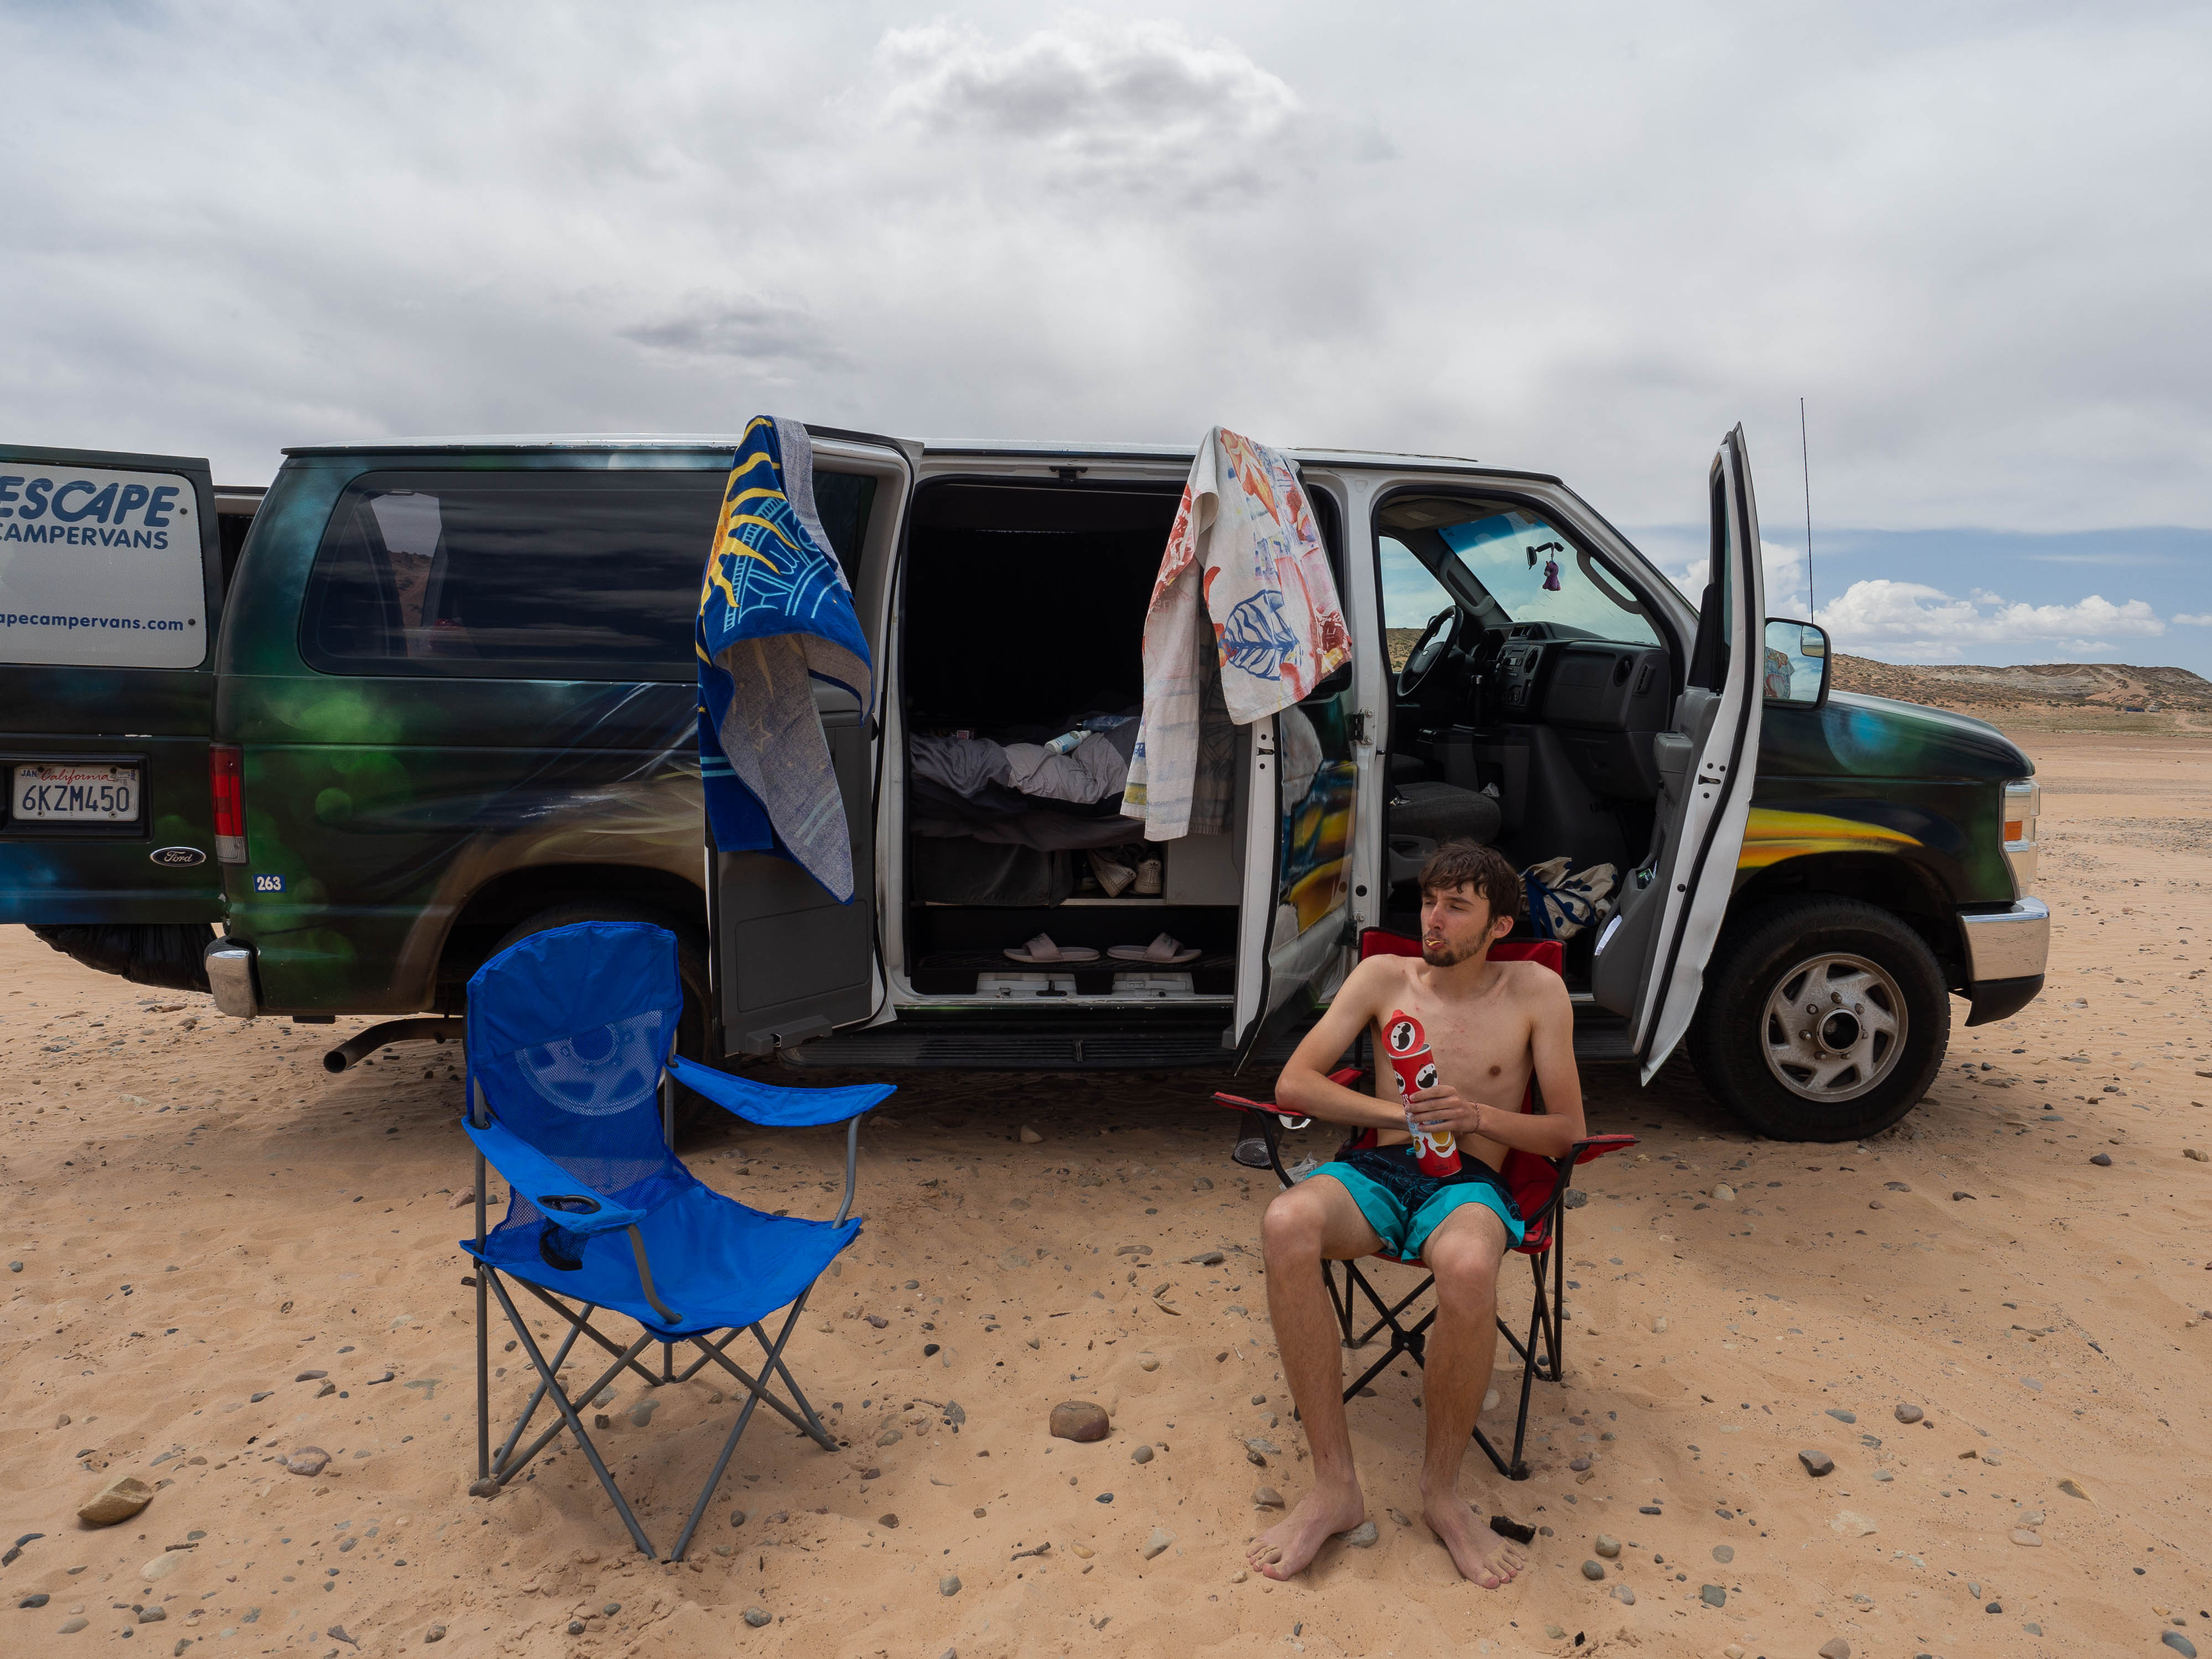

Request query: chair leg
[
  {"left": 1528, "top": 1250, "right": 1564, "bottom": 1383},
  {"left": 493, "top": 1306, "right": 593, "bottom": 1475},
  {"left": 1469, "top": 1421, "right": 1514, "bottom": 1480},
  {"left": 474, "top": 1147, "right": 490, "bottom": 1484},
  {"left": 687, "top": 1301, "right": 836, "bottom": 1446},
  {"left": 517, "top": 1279, "right": 665, "bottom": 1388},
  {"left": 487, "top": 1331, "right": 656, "bottom": 1491},
  {"left": 753, "top": 1289, "right": 834, "bottom": 1449},
  {"left": 1549, "top": 1223, "right": 1569, "bottom": 1376},
  {"left": 1341, "top": 1318, "right": 1424, "bottom": 1401},
  {"left": 474, "top": 1261, "right": 491, "bottom": 1484},
  {"left": 1324, "top": 1260, "right": 1356, "bottom": 1344},
  {"left": 672, "top": 1326, "right": 743, "bottom": 1385},
  {"left": 486, "top": 1270, "right": 660, "bottom": 1559},
  {"left": 1465, "top": 1288, "right": 1546, "bottom": 1484},
  {"left": 1344, "top": 1259, "right": 1433, "bottom": 1352},
  {"left": 1326, "top": 1282, "right": 1532, "bottom": 1483},
  {"left": 670, "top": 1295, "right": 825, "bottom": 1562},
  {"left": 1506, "top": 1289, "right": 1545, "bottom": 1478}
]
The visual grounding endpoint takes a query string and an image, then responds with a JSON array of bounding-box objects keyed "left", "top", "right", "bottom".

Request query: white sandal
[
  {"left": 1106, "top": 932, "right": 1201, "bottom": 966},
  {"left": 1003, "top": 933, "right": 1101, "bottom": 964}
]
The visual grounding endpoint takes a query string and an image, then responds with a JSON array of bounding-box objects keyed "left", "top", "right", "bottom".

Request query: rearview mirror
[{"left": 1762, "top": 618, "right": 1830, "bottom": 707}]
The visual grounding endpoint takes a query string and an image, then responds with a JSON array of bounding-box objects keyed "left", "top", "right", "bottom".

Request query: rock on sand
[
  {"left": 77, "top": 1473, "right": 153, "bottom": 1526},
  {"left": 1049, "top": 1401, "right": 1110, "bottom": 1443}
]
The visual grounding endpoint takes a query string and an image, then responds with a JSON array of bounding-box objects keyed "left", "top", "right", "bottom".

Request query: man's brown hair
[{"left": 1417, "top": 839, "right": 1526, "bottom": 927}]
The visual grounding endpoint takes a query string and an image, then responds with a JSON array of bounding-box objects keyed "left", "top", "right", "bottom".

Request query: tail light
[
  {"left": 210, "top": 744, "right": 246, "bottom": 864},
  {"left": 2001, "top": 778, "right": 2038, "bottom": 896}
]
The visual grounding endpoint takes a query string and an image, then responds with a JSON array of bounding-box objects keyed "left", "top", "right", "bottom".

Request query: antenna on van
[{"left": 1799, "top": 397, "right": 1815, "bottom": 618}]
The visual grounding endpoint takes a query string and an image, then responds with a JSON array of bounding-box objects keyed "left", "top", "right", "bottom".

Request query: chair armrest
[
  {"left": 1213, "top": 1091, "right": 1312, "bottom": 1130},
  {"left": 462, "top": 1119, "right": 644, "bottom": 1236},
  {"left": 667, "top": 1055, "right": 894, "bottom": 1127},
  {"left": 1212, "top": 1065, "right": 1364, "bottom": 1128},
  {"left": 1565, "top": 1133, "right": 1640, "bottom": 1167}
]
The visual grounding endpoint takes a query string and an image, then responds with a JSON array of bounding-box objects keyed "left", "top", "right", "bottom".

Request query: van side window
[
  {"left": 1380, "top": 535, "right": 1457, "bottom": 669},
  {"left": 300, "top": 468, "right": 875, "bottom": 681}
]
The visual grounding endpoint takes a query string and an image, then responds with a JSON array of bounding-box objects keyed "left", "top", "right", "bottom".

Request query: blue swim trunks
[{"left": 1312, "top": 1143, "right": 1526, "bottom": 1261}]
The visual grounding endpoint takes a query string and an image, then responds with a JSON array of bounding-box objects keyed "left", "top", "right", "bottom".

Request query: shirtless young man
[{"left": 1245, "top": 841, "right": 1584, "bottom": 1587}]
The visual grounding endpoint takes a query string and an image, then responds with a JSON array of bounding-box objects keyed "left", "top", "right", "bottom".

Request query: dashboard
[
  {"left": 1486, "top": 628, "right": 1665, "bottom": 724},
  {"left": 1485, "top": 632, "right": 1673, "bottom": 799}
]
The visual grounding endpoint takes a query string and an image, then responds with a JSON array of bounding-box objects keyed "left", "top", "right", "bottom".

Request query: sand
[{"left": 3, "top": 726, "right": 2210, "bottom": 1657}]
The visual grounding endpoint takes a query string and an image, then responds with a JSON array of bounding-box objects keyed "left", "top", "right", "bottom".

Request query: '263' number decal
[{"left": 252, "top": 873, "right": 285, "bottom": 893}]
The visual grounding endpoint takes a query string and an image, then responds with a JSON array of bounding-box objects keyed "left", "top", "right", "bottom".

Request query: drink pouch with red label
[{"left": 1383, "top": 1008, "right": 1460, "bottom": 1176}]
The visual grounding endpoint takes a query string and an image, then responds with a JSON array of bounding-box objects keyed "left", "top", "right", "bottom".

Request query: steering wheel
[{"left": 1397, "top": 607, "right": 1463, "bottom": 699}]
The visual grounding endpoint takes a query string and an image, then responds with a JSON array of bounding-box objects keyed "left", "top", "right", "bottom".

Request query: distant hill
[{"left": 1829, "top": 655, "right": 2212, "bottom": 727}]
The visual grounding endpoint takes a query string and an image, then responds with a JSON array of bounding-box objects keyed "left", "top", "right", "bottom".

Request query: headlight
[{"left": 2002, "top": 778, "right": 2039, "bottom": 896}]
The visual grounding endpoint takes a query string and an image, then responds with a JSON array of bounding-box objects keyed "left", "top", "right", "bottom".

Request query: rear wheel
[
  {"left": 1688, "top": 896, "right": 1949, "bottom": 1142},
  {"left": 488, "top": 899, "right": 714, "bottom": 1133}
]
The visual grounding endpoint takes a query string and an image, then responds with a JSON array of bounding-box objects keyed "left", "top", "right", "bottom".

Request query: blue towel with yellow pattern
[{"left": 696, "top": 417, "right": 872, "bottom": 902}]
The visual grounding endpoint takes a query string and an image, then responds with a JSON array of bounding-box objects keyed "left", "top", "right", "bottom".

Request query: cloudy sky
[{"left": 5, "top": 2, "right": 2209, "bottom": 671}]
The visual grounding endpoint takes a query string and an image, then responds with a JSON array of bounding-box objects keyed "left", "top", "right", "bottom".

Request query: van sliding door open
[
  {"left": 1589, "top": 425, "right": 1767, "bottom": 1079},
  {"left": 710, "top": 431, "right": 914, "bottom": 1057}
]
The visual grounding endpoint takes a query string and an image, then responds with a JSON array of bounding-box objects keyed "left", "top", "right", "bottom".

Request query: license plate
[{"left": 13, "top": 763, "right": 140, "bottom": 822}]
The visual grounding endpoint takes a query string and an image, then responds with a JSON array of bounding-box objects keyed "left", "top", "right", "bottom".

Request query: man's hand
[{"left": 1406, "top": 1083, "right": 1489, "bottom": 1141}]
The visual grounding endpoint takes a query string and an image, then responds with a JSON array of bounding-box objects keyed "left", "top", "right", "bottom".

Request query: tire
[
  {"left": 488, "top": 899, "right": 714, "bottom": 1135},
  {"left": 1687, "top": 896, "right": 1949, "bottom": 1143}
]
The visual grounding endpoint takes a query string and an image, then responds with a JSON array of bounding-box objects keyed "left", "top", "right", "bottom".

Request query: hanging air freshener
[{"left": 1529, "top": 539, "right": 1564, "bottom": 589}]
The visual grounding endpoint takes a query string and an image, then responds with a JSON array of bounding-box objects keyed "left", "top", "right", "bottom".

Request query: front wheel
[{"left": 1688, "top": 896, "right": 1950, "bottom": 1142}]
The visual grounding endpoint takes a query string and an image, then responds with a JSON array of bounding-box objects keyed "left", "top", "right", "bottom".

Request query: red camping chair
[{"left": 1215, "top": 929, "right": 1637, "bottom": 1480}]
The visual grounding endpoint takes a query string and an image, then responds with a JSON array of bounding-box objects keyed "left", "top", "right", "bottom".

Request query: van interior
[
  {"left": 890, "top": 478, "right": 1679, "bottom": 1007},
  {"left": 895, "top": 479, "right": 1243, "bottom": 1004}
]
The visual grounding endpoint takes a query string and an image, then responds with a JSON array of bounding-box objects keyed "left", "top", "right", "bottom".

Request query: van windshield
[
  {"left": 1379, "top": 499, "right": 1660, "bottom": 648},
  {"left": 300, "top": 467, "right": 874, "bottom": 681}
]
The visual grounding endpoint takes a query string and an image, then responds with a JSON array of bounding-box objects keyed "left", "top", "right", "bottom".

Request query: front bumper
[
  {"left": 204, "top": 937, "right": 259, "bottom": 1019},
  {"left": 1958, "top": 898, "right": 2049, "bottom": 1026}
]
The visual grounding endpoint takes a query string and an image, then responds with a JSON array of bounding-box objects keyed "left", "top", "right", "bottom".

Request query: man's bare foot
[
  {"left": 1245, "top": 1483, "right": 1366, "bottom": 1582},
  {"left": 1423, "top": 1490, "right": 1526, "bottom": 1588}
]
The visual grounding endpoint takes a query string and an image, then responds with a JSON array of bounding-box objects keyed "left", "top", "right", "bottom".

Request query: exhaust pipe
[{"left": 324, "top": 1016, "right": 466, "bottom": 1074}]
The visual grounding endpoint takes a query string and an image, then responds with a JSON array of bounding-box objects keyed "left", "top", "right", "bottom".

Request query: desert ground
[{"left": 3, "top": 727, "right": 2209, "bottom": 1659}]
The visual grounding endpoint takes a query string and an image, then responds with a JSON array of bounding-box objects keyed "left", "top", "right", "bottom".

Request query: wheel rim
[{"left": 1759, "top": 951, "right": 1908, "bottom": 1104}]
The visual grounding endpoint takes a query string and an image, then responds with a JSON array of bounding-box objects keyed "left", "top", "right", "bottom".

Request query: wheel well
[
  {"left": 1726, "top": 855, "right": 1962, "bottom": 986},
  {"left": 431, "top": 864, "right": 706, "bottom": 1010}
]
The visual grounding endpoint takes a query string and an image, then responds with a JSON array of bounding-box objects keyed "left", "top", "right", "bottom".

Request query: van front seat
[
  {"left": 1383, "top": 781, "right": 1503, "bottom": 888},
  {"left": 1387, "top": 780, "right": 1502, "bottom": 848}
]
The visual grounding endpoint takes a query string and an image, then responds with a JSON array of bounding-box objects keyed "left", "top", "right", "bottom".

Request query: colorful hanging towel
[
  {"left": 696, "top": 416, "right": 872, "bottom": 902},
  {"left": 1123, "top": 427, "right": 1352, "bottom": 839}
]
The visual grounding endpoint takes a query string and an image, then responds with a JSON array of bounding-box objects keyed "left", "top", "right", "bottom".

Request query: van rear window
[{"left": 299, "top": 467, "right": 874, "bottom": 681}]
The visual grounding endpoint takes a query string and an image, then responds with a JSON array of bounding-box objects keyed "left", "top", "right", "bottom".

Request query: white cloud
[
  {"left": 1657, "top": 537, "right": 1811, "bottom": 618},
  {"left": 2176, "top": 612, "right": 2212, "bottom": 627},
  {"left": 872, "top": 16, "right": 1314, "bottom": 195},
  {"left": 1814, "top": 580, "right": 2168, "bottom": 660}
]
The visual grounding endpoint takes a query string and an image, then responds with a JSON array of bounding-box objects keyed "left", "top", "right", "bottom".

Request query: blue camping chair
[{"left": 458, "top": 921, "right": 891, "bottom": 1562}]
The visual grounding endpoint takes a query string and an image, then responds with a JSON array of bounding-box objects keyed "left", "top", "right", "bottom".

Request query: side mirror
[{"left": 1762, "top": 618, "right": 1830, "bottom": 708}]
